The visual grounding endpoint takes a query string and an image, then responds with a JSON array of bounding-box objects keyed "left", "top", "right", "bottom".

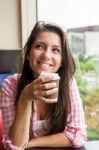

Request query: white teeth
[
  {"left": 41, "top": 63, "right": 50, "bottom": 67},
  {"left": 39, "top": 62, "right": 51, "bottom": 68}
]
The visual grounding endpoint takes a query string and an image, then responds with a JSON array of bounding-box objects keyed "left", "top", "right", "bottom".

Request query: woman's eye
[
  {"left": 35, "top": 44, "right": 43, "bottom": 49},
  {"left": 52, "top": 48, "right": 61, "bottom": 53}
]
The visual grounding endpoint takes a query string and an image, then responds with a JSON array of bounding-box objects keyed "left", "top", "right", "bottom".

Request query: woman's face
[{"left": 28, "top": 31, "right": 62, "bottom": 77}]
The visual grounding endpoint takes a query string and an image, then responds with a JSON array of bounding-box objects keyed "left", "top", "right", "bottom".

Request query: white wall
[
  {"left": 0, "top": 0, "right": 21, "bottom": 49},
  {"left": 0, "top": 0, "right": 37, "bottom": 49}
]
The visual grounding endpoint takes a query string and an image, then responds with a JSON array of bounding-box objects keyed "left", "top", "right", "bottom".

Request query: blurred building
[
  {"left": 67, "top": 26, "right": 99, "bottom": 56},
  {"left": 84, "top": 32, "right": 99, "bottom": 56},
  {"left": 67, "top": 32, "right": 85, "bottom": 55}
]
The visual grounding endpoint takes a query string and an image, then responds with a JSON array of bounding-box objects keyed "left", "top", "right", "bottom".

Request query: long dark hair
[{"left": 16, "top": 21, "right": 76, "bottom": 134}]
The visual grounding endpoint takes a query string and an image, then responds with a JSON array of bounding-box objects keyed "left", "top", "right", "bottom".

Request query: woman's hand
[{"left": 22, "top": 76, "right": 58, "bottom": 103}]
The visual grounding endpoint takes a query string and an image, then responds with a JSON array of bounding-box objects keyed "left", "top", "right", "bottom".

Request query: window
[{"left": 37, "top": 0, "right": 99, "bottom": 141}]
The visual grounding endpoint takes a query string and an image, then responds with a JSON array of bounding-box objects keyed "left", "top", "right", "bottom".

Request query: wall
[
  {"left": 0, "top": 0, "right": 21, "bottom": 49},
  {"left": 0, "top": 0, "right": 37, "bottom": 49}
]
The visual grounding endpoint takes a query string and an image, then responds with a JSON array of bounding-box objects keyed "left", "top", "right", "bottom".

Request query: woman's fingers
[
  {"left": 32, "top": 77, "right": 56, "bottom": 91},
  {"left": 45, "top": 98, "right": 58, "bottom": 103},
  {"left": 28, "top": 76, "right": 58, "bottom": 102},
  {"left": 33, "top": 87, "right": 58, "bottom": 99},
  {"left": 41, "top": 97, "right": 58, "bottom": 103},
  {"left": 41, "top": 82, "right": 57, "bottom": 90},
  {"left": 41, "top": 87, "right": 58, "bottom": 96}
]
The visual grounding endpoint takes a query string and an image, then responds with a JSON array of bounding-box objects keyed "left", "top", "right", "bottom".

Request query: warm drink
[{"left": 39, "top": 72, "right": 60, "bottom": 100}]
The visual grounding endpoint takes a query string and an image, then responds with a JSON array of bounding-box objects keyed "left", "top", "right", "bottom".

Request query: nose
[{"left": 41, "top": 49, "right": 52, "bottom": 60}]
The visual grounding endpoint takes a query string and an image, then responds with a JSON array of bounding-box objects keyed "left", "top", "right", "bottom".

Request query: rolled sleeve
[
  {"left": 3, "top": 135, "right": 27, "bottom": 150},
  {"left": 64, "top": 124, "right": 87, "bottom": 147}
]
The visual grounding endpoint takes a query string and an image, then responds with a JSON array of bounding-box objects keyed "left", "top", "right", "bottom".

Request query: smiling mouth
[{"left": 38, "top": 62, "right": 52, "bottom": 68}]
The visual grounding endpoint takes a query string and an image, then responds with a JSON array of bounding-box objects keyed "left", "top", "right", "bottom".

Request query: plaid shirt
[{"left": 0, "top": 74, "right": 87, "bottom": 150}]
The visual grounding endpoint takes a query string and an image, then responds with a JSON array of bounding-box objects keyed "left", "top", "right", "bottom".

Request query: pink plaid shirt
[{"left": 0, "top": 74, "right": 87, "bottom": 150}]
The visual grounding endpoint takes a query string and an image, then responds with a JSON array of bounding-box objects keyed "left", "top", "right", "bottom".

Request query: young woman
[{"left": 0, "top": 21, "right": 87, "bottom": 150}]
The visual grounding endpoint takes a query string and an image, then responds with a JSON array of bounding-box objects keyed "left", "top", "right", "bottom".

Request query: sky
[{"left": 37, "top": 0, "right": 99, "bottom": 29}]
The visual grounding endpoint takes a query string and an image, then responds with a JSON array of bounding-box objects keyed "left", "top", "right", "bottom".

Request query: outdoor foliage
[
  {"left": 80, "top": 59, "right": 95, "bottom": 72},
  {"left": 84, "top": 89, "right": 99, "bottom": 141},
  {"left": 87, "top": 128, "right": 99, "bottom": 141},
  {"left": 74, "top": 54, "right": 99, "bottom": 141},
  {"left": 78, "top": 53, "right": 95, "bottom": 72}
]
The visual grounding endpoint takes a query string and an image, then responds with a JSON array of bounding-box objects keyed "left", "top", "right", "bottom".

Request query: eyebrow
[{"left": 36, "top": 41, "right": 61, "bottom": 48}]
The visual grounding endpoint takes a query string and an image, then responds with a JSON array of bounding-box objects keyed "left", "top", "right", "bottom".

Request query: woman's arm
[
  {"left": 27, "top": 132, "right": 73, "bottom": 148},
  {"left": 9, "top": 90, "right": 32, "bottom": 147}
]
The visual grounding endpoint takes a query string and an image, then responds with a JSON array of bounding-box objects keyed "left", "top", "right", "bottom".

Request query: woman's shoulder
[
  {"left": 69, "top": 76, "right": 77, "bottom": 87},
  {"left": 1, "top": 73, "right": 20, "bottom": 90},
  {"left": 2, "top": 73, "right": 20, "bottom": 85},
  {"left": 69, "top": 76, "right": 82, "bottom": 102},
  {"left": 0, "top": 74, "right": 20, "bottom": 107},
  {"left": 5, "top": 73, "right": 20, "bottom": 81}
]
